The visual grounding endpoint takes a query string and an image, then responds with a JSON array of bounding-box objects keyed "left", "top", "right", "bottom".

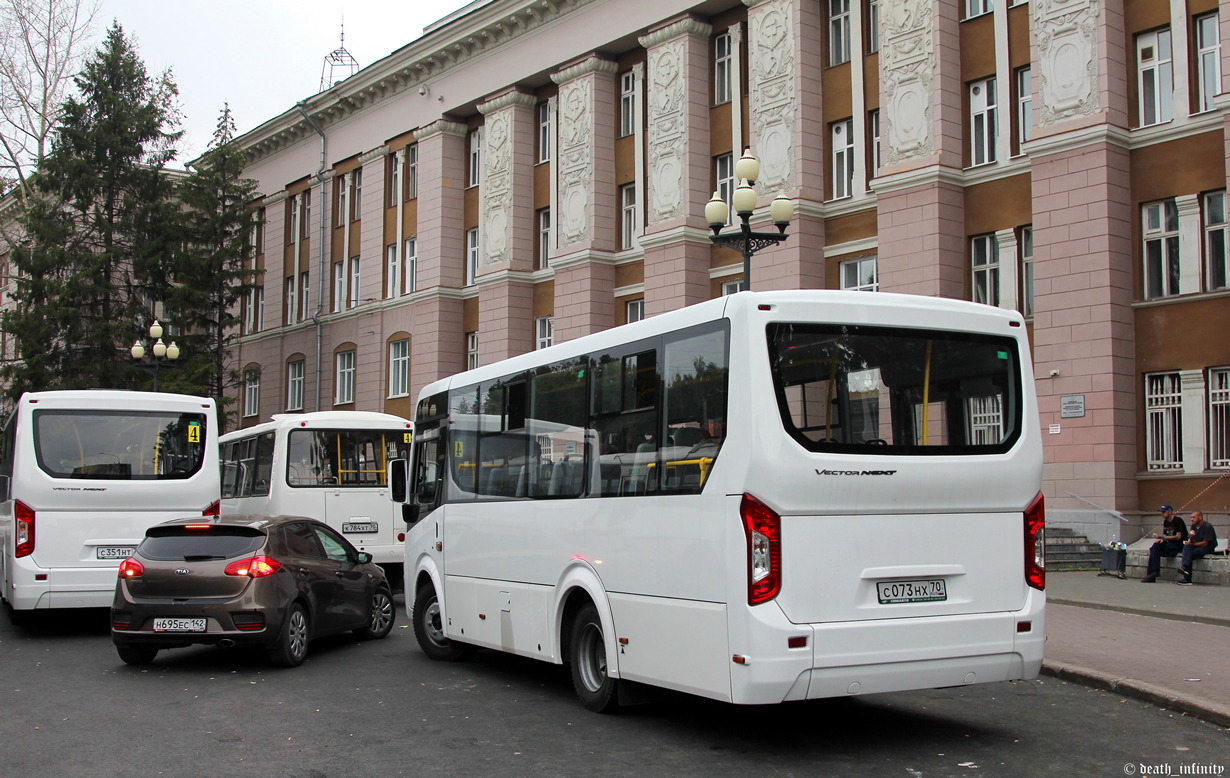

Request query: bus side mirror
[
  {"left": 403, "top": 503, "right": 421, "bottom": 525},
  {"left": 388, "top": 458, "right": 408, "bottom": 503}
]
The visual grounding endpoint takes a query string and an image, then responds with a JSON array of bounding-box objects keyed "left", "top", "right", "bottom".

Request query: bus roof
[{"left": 220, "top": 410, "right": 412, "bottom": 442}]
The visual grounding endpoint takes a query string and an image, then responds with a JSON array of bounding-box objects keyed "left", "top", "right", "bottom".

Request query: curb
[
  {"left": 1047, "top": 597, "right": 1230, "bottom": 629},
  {"left": 1042, "top": 659, "right": 1230, "bottom": 729}
]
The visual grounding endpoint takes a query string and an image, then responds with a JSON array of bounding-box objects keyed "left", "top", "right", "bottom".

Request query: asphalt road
[{"left": 1, "top": 604, "right": 1227, "bottom": 778}]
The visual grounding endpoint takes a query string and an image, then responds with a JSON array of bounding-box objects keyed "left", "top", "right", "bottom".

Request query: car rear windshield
[
  {"left": 767, "top": 322, "right": 1022, "bottom": 455},
  {"left": 139, "top": 526, "right": 265, "bottom": 561},
  {"left": 34, "top": 409, "right": 209, "bottom": 480}
]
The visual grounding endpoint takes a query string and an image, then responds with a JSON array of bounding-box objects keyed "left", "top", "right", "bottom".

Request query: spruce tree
[
  {"left": 1, "top": 22, "right": 181, "bottom": 399},
  {"left": 167, "top": 104, "right": 259, "bottom": 429}
]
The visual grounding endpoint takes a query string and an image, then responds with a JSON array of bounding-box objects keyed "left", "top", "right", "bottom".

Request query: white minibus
[
  {"left": 220, "top": 411, "right": 413, "bottom": 570},
  {"left": 0, "top": 390, "right": 220, "bottom": 619},
  {"left": 394, "top": 290, "right": 1045, "bottom": 712}
]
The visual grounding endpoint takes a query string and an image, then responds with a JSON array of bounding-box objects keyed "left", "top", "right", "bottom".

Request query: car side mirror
[{"left": 356, "top": 552, "right": 372, "bottom": 565}]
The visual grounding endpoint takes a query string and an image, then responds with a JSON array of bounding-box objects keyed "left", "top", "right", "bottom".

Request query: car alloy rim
[
  {"left": 288, "top": 609, "right": 308, "bottom": 658},
  {"left": 370, "top": 592, "right": 393, "bottom": 633}
]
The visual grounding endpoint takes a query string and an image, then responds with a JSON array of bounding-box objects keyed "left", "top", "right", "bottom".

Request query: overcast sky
[{"left": 96, "top": 0, "right": 473, "bottom": 161}]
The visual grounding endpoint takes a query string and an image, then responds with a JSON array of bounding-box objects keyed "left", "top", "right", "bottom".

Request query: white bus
[
  {"left": 0, "top": 390, "right": 220, "bottom": 619},
  {"left": 395, "top": 290, "right": 1046, "bottom": 712},
  {"left": 220, "top": 411, "right": 413, "bottom": 570}
]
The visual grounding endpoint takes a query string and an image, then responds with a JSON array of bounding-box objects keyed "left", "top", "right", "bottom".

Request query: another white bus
[
  {"left": 220, "top": 412, "right": 413, "bottom": 569},
  {"left": 0, "top": 390, "right": 220, "bottom": 619},
  {"left": 395, "top": 290, "right": 1045, "bottom": 712}
]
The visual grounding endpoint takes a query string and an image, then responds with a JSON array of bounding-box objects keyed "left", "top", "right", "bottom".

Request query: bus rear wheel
[
  {"left": 413, "top": 583, "right": 469, "bottom": 661},
  {"left": 569, "top": 603, "right": 619, "bottom": 713}
]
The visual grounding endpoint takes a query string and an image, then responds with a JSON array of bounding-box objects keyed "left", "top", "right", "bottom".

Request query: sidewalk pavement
[{"left": 1044, "top": 571, "right": 1230, "bottom": 728}]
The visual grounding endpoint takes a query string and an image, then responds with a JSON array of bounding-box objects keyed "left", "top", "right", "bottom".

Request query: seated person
[
  {"left": 1141, "top": 504, "right": 1186, "bottom": 583},
  {"left": 1177, "top": 511, "right": 1219, "bottom": 586}
]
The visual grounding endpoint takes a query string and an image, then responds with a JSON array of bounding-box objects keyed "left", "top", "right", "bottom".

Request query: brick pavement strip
[{"left": 1042, "top": 603, "right": 1230, "bottom": 728}]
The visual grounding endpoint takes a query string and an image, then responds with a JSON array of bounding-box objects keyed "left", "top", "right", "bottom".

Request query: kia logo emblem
[{"left": 175, "top": 568, "right": 190, "bottom": 575}]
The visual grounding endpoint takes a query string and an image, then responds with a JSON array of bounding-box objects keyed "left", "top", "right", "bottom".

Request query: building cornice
[
  {"left": 549, "top": 248, "right": 621, "bottom": 270},
  {"left": 478, "top": 89, "right": 537, "bottom": 115},
  {"left": 638, "top": 224, "right": 713, "bottom": 250},
  {"left": 415, "top": 119, "right": 469, "bottom": 142},
  {"left": 637, "top": 16, "right": 712, "bottom": 49},
  {"left": 550, "top": 56, "right": 618, "bottom": 85}
]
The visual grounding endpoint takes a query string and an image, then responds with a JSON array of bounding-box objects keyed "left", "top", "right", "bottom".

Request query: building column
[
  {"left": 1180, "top": 369, "right": 1208, "bottom": 475},
  {"left": 551, "top": 55, "right": 619, "bottom": 340},
  {"left": 639, "top": 16, "right": 712, "bottom": 315}
]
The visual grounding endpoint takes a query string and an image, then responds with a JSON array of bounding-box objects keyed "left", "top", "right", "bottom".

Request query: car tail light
[
  {"left": 1024, "top": 492, "right": 1045, "bottom": 591},
  {"left": 741, "top": 493, "right": 781, "bottom": 605},
  {"left": 230, "top": 612, "right": 265, "bottom": 631},
  {"left": 118, "top": 558, "right": 144, "bottom": 579},
  {"left": 224, "top": 555, "right": 281, "bottom": 578},
  {"left": 14, "top": 500, "right": 34, "bottom": 558},
  {"left": 202, "top": 500, "right": 220, "bottom": 517},
  {"left": 112, "top": 613, "right": 133, "bottom": 630},
  {"left": 183, "top": 524, "right": 212, "bottom": 531}
]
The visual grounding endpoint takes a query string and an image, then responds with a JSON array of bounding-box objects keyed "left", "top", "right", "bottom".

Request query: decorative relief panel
[
  {"left": 880, "top": 0, "right": 935, "bottom": 165},
  {"left": 1034, "top": 0, "right": 1101, "bottom": 126},
  {"left": 646, "top": 37, "right": 689, "bottom": 224},
  {"left": 481, "top": 110, "right": 513, "bottom": 267},
  {"left": 557, "top": 77, "right": 594, "bottom": 245},
  {"left": 747, "top": 1, "right": 796, "bottom": 192}
]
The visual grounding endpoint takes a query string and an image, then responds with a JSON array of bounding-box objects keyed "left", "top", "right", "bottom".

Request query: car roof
[{"left": 149, "top": 514, "right": 320, "bottom": 532}]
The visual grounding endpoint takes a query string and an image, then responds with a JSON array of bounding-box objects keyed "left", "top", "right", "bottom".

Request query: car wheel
[
  {"left": 569, "top": 603, "right": 619, "bottom": 713},
  {"left": 116, "top": 643, "right": 158, "bottom": 666},
  {"left": 268, "top": 602, "right": 310, "bottom": 667},
  {"left": 355, "top": 587, "right": 395, "bottom": 640},
  {"left": 413, "top": 583, "right": 469, "bottom": 661}
]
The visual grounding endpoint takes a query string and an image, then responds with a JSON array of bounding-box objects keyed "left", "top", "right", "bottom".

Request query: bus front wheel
[
  {"left": 569, "top": 603, "right": 619, "bottom": 713},
  {"left": 413, "top": 583, "right": 469, "bottom": 661}
]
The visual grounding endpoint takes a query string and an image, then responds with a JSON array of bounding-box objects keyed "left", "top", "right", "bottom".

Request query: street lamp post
[
  {"left": 130, "top": 320, "right": 180, "bottom": 392},
  {"left": 705, "top": 149, "right": 794, "bottom": 291}
]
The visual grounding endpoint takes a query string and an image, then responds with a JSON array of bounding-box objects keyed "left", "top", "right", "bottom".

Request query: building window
[
  {"left": 1143, "top": 199, "right": 1180, "bottom": 299},
  {"left": 1145, "top": 372, "right": 1183, "bottom": 471},
  {"left": 285, "top": 277, "right": 296, "bottom": 326},
  {"left": 966, "top": 0, "right": 992, "bottom": 18},
  {"left": 349, "top": 257, "right": 360, "bottom": 308},
  {"left": 336, "top": 350, "right": 356, "bottom": 405},
  {"left": 538, "top": 208, "right": 551, "bottom": 269},
  {"left": 299, "top": 272, "right": 310, "bottom": 321},
  {"left": 714, "top": 32, "right": 733, "bottom": 105},
  {"left": 715, "top": 153, "right": 735, "bottom": 224},
  {"left": 1137, "top": 28, "right": 1174, "bottom": 127},
  {"left": 971, "top": 234, "right": 999, "bottom": 306},
  {"left": 831, "top": 119, "right": 854, "bottom": 199},
  {"left": 468, "top": 129, "right": 481, "bottom": 188},
  {"left": 536, "top": 317, "right": 553, "bottom": 350},
  {"left": 243, "top": 371, "right": 260, "bottom": 418},
  {"left": 337, "top": 174, "right": 349, "bottom": 225},
  {"left": 970, "top": 77, "right": 997, "bottom": 166},
  {"left": 538, "top": 102, "right": 552, "bottom": 163},
  {"left": 289, "top": 194, "right": 300, "bottom": 243},
  {"left": 332, "top": 261, "right": 344, "bottom": 313},
  {"left": 388, "top": 152, "right": 401, "bottom": 208},
  {"left": 466, "top": 332, "right": 479, "bottom": 371},
  {"left": 466, "top": 228, "right": 479, "bottom": 286},
  {"left": 868, "top": 109, "right": 881, "bottom": 180},
  {"left": 620, "top": 183, "right": 638, "bottom": 250},
  {"left": 407, "top": 144, "right": 419, "bottom": 199},
  {"left": 829, "top": 0, "right": 851, "bottom": 66},
  {"left": 840, "top": 256, "right": 877, "bottom": 291},
  {"left": 1196, "top": 14, "right": 1221, "bottom": 114},
  {"left": 1019, "top": 225, "right": 1034, "bottom": 317},
  {"left": 626, "top": 299, "right": 644, "bottom": 323},
  {"left": 722, "top": 279, "right": 745, "bottom": 295},
  {"left": 287, "top": 360, "right": 304, "bottom": 411},
  {"left": 389, "top": 339, "right": 410, "bottom": 398},
  {"left": 405, "top": 237, "right": 418, "bottom": 293},
  {"left": 386, "top": 243, "right": 400, "bottom": 299},
  {"left": 1015, "top": 67, "right": 1032, "bottom": 147},
  {"left": 866, "top": 0, "right": 880, "bottom": 54},
  {"left": 620, "top": 71, "right": 636, "bottom": 138},
  {"left": 302, "top": 190, "right": 310, "bottom": 237},
  {"left": 1210, "top": 367, "right": 1230, "bottom": 469},
  {"left": 351, "top": 169, "right": 362, "bottom": 220},
  {"left": 244, "top": 287, "right": 264, "bottom": 335},
  {"left": 1205, "top": 191, "right": 1228, "bottom": 291}
]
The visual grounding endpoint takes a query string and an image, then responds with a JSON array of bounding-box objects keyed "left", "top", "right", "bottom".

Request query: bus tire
[
  {"left": 413, "top": 583, "right": 469, "bottom": 661},
  {"left": 355, "top": 587, "right": 395, "bottom": 640},
  {"left": 268, "top": 602, "right": 310, "bottom": 667},
  {"left": 569, "top": 603, "right": 619, "bottom": 713},
  {"left": 116, "top": 643, "right": 158, "bottom": 666}
]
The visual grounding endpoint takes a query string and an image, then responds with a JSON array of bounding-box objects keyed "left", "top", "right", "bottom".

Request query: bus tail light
[
  {"left": 224, "top": 556, "right": 281, "bottom": 578},
  {"left": 741, "top": 493, "right": 781, "bottom": 605},
  {"left": 202, "top": 500, "right": 220, "bottom": 517},
  {"left": 15, "top": 500, "right": 34, "bottom": 558},
  {"left": 1024, "top": 492, "right": 1045, "bottom": 591}
]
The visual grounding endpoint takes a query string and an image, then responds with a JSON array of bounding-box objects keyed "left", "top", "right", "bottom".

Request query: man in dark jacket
[
  {"left": 1177, "top": 511, "right": 1219, "bottom": 586},
  {"left": 1141, "top": 505, "right": 1187, "bottom": 583}
]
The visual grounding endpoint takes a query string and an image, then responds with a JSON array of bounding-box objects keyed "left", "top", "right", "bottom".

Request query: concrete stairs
[{"left": 1045, "top": 527, "right": 1104, "bottom": 571}]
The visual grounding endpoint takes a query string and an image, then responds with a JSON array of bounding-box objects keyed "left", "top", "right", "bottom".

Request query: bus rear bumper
[{"left": 7, "top": 561, "right": 118, "bottom": 611}]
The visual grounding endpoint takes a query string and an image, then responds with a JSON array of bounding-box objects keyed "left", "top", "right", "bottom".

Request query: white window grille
[
  {"left": 832, "top": 119, "right": 854, "bottom": 199},
  {"left": 287, "top": 360, "right": 304, "bottom": 411},
  {"left": 1143, "top": 199, "right": 1180, "bottom": 299},
  {"left": 829, "top": 0, "right": 851, "bottom": 66},
  {"left": 1146, "top": 372, "right": 1183, "bottom": 471},
  {"left": 972, "top": 234, "right": 999, "bottom": 305},
  {"left": 1137, "top": 28, "right": 1174, "bottom": 127},
  {"left": 840, "top": 256, "right": 877, "bottom": 291},
  {"left": 1197, "top": 14, "right": 1220, "bottom": 113},
  {"left": 1205, "top": 191, "right": 1228, "bottom": 291},
  {"left": 967, "top": 395, "right": 1004, "bottom": 444},
  {"left": 389, "top": 339, "right": 410, "bottom": 398},
  {"left": 336, "top": 351, "right": 356, "bottom": 405},
  {"left": 714, "top": 32, "right": 733, "bottom": 105},
  {"left": 536, "top": 317, "right": 554, "bottom": 350},
  {"left": 970, "top": 77, "right": 998, "bottom": 166},
  {"left": 1210, "top": 367, "right": 1230, "bottom": 468}
]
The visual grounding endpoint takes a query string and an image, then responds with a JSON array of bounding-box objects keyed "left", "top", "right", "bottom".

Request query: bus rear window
[
  {"left": 34, "top": 410, "right": 209, "bottom": 479},
  {"left": 767, "top": 323, "right": 1021, "bottom": 455}
]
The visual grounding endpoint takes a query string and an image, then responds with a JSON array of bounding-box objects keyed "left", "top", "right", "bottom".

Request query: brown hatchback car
[{"left": 111, "top": 515, "right": 395, "bottom": 667}]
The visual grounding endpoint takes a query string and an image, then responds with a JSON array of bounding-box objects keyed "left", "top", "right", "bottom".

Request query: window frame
[
  {"left": 831, "top": 118, "right": 855, "bottom": 200},
  {"left": 969, "top": 77, "right": 998, "bottom": 167},
  {"left": 1209, "top": 366, "right": 1230, "bottom": 469},
  {"left": 1196, "top": 13, "right": 1221, "bottom": 114},
  {"left": 243, "top": 370, "right": 260, "bottom": 418},
  {"left": 840, "top": 256, "right": 878, "bottom": 291},
  {"left": 619, "top": 71, "right": 636, "bottom": 138},
  {"left": 1143, "top": 198, "right": 1181, "bottom": 300},
  {"left": 1204, "top": 191, "right": 1228, "bottom": 291},
  {"left": 1137, "top": 27, "right": 1174, "bottom": 127},
  {"left": 971, "top": 234, "right": 1000, "bottom": 306},
  {"left": 389, "top": 339, "right": 410, "bottom": 399},
  {"left": 1145, "top": 371, "right": 1183, "bottom": 471},
  {"left": 287, "top": 360, "right": 305, "bottom": 412},
  {"left": 829, "top": 0, "right": 851, "bottom": 67},
  {"left": 335, "top": 350, "right": 356, "bottom": 406},
  {"left": 714, "top": 32, "right": 733, "bottom": 105}
]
